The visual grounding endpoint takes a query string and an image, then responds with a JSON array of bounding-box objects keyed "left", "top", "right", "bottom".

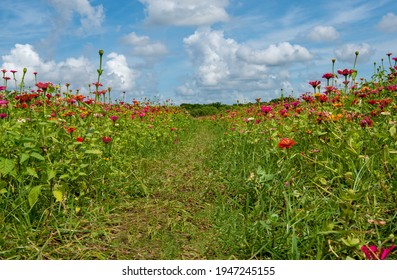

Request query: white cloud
[
  {"left": 378, "top": 13, "right": 397, "bottom": 33},
  {"left": 334, "top": 43, "right": 375, "bottom": 63},
  {"left": 0, "top": 44, "right": 138, "bottom": 94},
  {"left": 237, "top": 42, "right": 313, "bottom": 66},
  {"left": 306, "top": 25, "right": 339, "bottom": 42},
  {"left": 121, "top": 32, "right": 168, "bottom": 58},
  {"left": 105, "top": 52, "right": 139, "bottom": 91},
  {"left": 46, "top": 0, "right": 105, "bottom": 34},
  {"left": 178, "top": 28, "right": 312, "bottom": 103},
  {"left": 139, "top": 0, "right": 229, "bottom": 26}
]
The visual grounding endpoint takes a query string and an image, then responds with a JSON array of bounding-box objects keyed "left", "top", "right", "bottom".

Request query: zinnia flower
[
  {"left": 109, "top": 115, "right": 119, "bottom": 122},
  {"left": 337, "top": 69, "right": 354, "bottom": 77},
  {"left": 309, "top": 80, "right": 321, "bottom": 88},
  {"left": 0, "top": 113, "right": 7, "bottom": 119},
  {"left": 322, "top": 73, "right": 334, "bottom": 80},
  {"left": 102, "top": 136, "right": 112, "bottom": 143},
  {"left": 64, "top": 126, "right": 76, "bottom": 134},
  {"left": 278, "top": 138, "right": 297, "bottom": 149},
  {"left": 36, "top": 82, "right": 52, "bottom": 90},
  {"left": 261, "top": 105, "right": 272, "bottom": 114},
  {"left": 360, "top": 116, "right": 373, "bottom": 128},
  {"left": 76, "top": 137, "right": 84, "bottom": 142},
  {"left": 361, "top": 244, "right": 395, "bottom": 260}
]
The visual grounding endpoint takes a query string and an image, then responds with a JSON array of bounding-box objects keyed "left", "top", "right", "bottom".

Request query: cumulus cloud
[
  {"left": 334, "top": 43, "right": 375, "bottom": 63},
  {"left": 105, "top": 52, "right": 139, "bottom": 91},
  {"left": 139, "top": 0, "right": 229, "bottom": 26},
  {"left": 306, "top": 25, "right": 339, "bottom": 42},
  {"left": 121, "top": 32, "right": 168, "bottom": 60},
  {"left": 237, "top": 42, "right": 313, "bottom": 66},
  {"left": 0, "top": 44, "right": 137, "bottom": 94},
  {"left": 177, "top": 28, "right": 312, "bottom": 103},
  {"left": 47, "top": 0, "right": 105, "bottom": 34},
  {"left": 378, "top": 13, "right": 397, "bottom": 33}
]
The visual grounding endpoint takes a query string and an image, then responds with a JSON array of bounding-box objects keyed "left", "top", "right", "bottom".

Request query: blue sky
[{"left": 1, "top": 0, "right": 397, "bottom": 104}]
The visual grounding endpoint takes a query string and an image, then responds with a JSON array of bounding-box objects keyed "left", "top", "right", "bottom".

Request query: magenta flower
[
  {"left": 361, "top": 244, "right": 395, "bottom": 260},
  {"left": 0, "top": 86, "right": 6, "bottom": 91},
  {"left": 109, "top": 115, "right": 119, "bottom": 122},
  {"left": 0, "top": 113, "right": 7, "bottom": 119},
  {"left": 261, "top": 105, "right": 272, "bottom": 114}
]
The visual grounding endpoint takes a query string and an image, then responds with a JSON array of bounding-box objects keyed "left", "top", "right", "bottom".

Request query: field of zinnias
[{"left": 0, "top": 50, "right": 396, "bottom": 260}]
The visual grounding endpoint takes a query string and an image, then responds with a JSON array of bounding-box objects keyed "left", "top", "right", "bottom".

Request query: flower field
[{"left": 0, "top": 51, "right": 396, "bottom": 260}]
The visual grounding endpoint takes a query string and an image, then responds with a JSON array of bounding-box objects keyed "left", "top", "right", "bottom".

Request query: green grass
[{"left": 1, "top": 51, "right": 397, "bottom": 260}]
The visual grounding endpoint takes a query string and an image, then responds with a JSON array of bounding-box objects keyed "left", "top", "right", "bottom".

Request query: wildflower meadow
[{"left": 0, "top": 50, "right": 396, "bottom": 260}]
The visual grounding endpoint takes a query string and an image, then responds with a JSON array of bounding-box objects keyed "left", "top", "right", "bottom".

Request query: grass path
[{"left": 105, "top": 120, "right": 224, "bottom": 259}]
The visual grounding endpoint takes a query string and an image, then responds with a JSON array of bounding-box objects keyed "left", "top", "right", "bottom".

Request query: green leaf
[
  {"left": 0, "top": 158, "right": 15, "bottom": 176},
  {"left": 341, "top": 236, "right": 360, "bottom": 247},
  {"left": 84, "top": 149, "right": 102, "bottom": 155},
  {"left": 52, "top": 190, "right": 63, "bottom": 202},
  {"left": 28, "top": 186, "right": 41, "bottom": 207},
  {"left": 0, "top": 188, "right": 7, "bottom": 194},
  {"left": 26, "top": 167, "right": 38, "bottom": 178},
  {"left": 59, "top": 174, "right": 70, "bottom": 180},
  {"left": 390, "top": 126, "right": 396, "bottom": 137},
  {"left": 47, "top": 169, "right": 56, "bottom": 181},
  {"left": 20, "top": 153, "right": 30, "bottom": 164},
  {"left": 30, "top": 152, "right": 45, "bottom": 161}
]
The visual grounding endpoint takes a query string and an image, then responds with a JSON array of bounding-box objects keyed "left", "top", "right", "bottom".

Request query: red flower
[
  {"left": 322, "top": 73, "right": 335, "bottom": 80},
  {"left": 309, "top": 80, "right": 321, "bottom": 88},
  {"left": 102, "top": 136, "right": 112, "bottom": 143},
  {"left": 278, "top": 138, "right": 297, "bottom": 149},
  {"left": 36, "top": 82, "right": 52, "bottom": 90},
  {"left": 337, "top": 69, "right": 354, "bottom": 76},
  {"left": 361, "top": 244, "right": 395, "bottom": 260},
  {"left": 64, "top": 126, "right": 76, "bottom": 134},
  {"left": 0, "top": 113, "right": 7, "bottom": 119},
  {"left": 76, "top": 137, "right": 84, "bottom": 142}
]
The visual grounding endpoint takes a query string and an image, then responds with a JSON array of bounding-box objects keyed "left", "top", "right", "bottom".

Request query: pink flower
[
  {"left": 0, "top": 86, "right": 6, "bottom": 91},
  {"left": 361, "top": 244, "right": 395, "bottom": 260},
  {"left": 0, "top": 113, "right": 7, "bottom": 119}
]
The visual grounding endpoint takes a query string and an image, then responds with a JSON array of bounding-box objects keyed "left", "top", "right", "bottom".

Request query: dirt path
[{"left": 106, "top": 121, "right": 224, "bottom": 259}]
